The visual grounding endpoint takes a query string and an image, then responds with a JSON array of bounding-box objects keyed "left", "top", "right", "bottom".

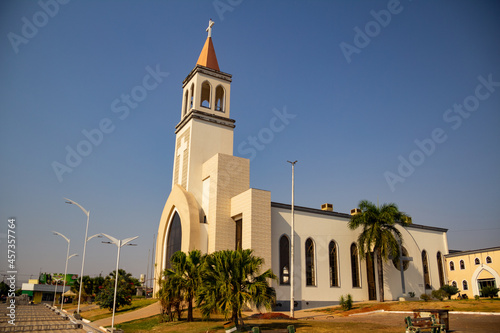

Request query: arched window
[
  {"left": 422, "top": 250, "right": 431, "bottom": 289},
  {"left": 463, "top": 280, "right": 468, "bottom": 291},
  {"left": 200, "top": 81, "right": 211, "bottom": 108},
  {"left": 190, "top": 83, "right": 194, "bottom": 109},
  {"left": 329, "top": 241, "right": 339, "bottom": 287},
  {"left": 279, "top": 235, "right": 290, "bottom": 285},
  {"left": 486, "top": 256, "right": 492, "bottom": 264},
  {"left": 351, "top": 243, "right": 360, "bottom": 288},
  {"left": 183, "top": 90, "right": 188, "bottom": 115},
  {"left": 452, "top": 280, "right": 457, "bottom": 288},
  {"left": 437, "top": 252, "right": 445, "bottom": 287},
  {"left": 166, "top": 211, "right": 182, "bottom": 269},
  {"left": 450, "top": 261, "right": 455, "bottom": 271},
  {"left": 475, "top": 258, "right": 480, "bottom": 265},
  {"left": 215, "top": 85, "right": 225, "bottom": 112},
  {"left": 305, "top": 238, "right": 315, "bottom": 286},
  {"left": 460, "top": 260, "right": 465, "bottom": 270}
]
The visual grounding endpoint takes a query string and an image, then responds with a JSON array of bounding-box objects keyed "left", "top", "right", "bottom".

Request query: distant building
[
  {"left": 445, "top": 246, "right": 500, "bottom": 298},
  {"left": 21, "top": 273, "right": 77, "bottom": 304},
  {"left": 154, "top": 21, "right": 450, "bottom": 309}
]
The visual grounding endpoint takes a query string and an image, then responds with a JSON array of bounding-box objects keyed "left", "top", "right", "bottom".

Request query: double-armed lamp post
[
  {"left": 53, "top": 231, "right": 78, "bottom": 311},
  {"left": 287, "top": 160, "right": 297, "bottom": 319}
]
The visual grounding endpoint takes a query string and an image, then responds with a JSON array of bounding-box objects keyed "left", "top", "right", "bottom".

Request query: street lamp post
[
  {"left": 101, "top": 233, "right": 138, "bottom": 332},
  {"left": 64, "top": 198, "right": 89, "bottom": 314},
  {"left": 53, "top": 231, "right": 78, "bottom": 312},
  {"left": 53, "top": 278, "right": 62, "bottom": 307},
  {"left": 287, "top": 160, "right": 297, "bottom": 318}
]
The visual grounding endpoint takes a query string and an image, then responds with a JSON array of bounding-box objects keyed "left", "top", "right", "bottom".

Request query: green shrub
[
  {"left": 339, "top": 294, "right": 353, "bottom": 311},
  {"left": 432, "top": 289, "right": 447, "bottom": 301},
  {"left": 409, "top": 291, "right": 415, "bottom": 298},
  {"left": 420, "top": 293, "right": 431, "bottom": 302},
  {"left": 440, "top": 284, "right": 460, "bottom": 300},
  {"left": 481, "top": 286, "right": 500, "bottom": 299},
  {"left": 474, "top": 295, "right": 480, "bottom": 300}
]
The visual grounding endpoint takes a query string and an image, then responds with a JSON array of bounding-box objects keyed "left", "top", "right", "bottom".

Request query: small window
[
  {"left": 190, "top": 83, "right": 194, "bottom": 109},
  {"left": 452, "top": 280, "right": 457, "bottom": 288},
  {"left": 486, "top": 256, "right": 492, "bottom": 264},
  {"left": 215, "top": 85, "right": 225, "bottom": 112},
  {"left": 463, "top": 280, "right": 468, "bottom": 291},
  {"left": 475, "top": 258, "right": 480, "bottom": 265},
  {"left": 183, "top": 90, "right": 188, "bottom": 115},
  {"left": 450, "top": 261, "right": 455, "bottom": 271},
  {"left": 235, "top": 219, "right": 242, "bottom": 250},
  {"left": 200, "top": 81, "right": 211, "bottom": 108},
  {"left": 460, "top": 260, "right": 465, "bottom": 270}
]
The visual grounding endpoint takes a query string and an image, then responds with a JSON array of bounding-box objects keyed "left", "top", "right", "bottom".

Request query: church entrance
[{"left": 366, "top": 253, "right": 377, "bottom": 300}]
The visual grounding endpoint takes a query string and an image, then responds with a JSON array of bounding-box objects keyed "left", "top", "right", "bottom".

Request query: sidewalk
[{"left": 88, "top": 301, "right": 162, "bottom": 331}]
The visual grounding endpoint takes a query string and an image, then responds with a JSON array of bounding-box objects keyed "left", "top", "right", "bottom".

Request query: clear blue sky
[{"left": 1, "top": 0, "right": 499, "bottom": 283}]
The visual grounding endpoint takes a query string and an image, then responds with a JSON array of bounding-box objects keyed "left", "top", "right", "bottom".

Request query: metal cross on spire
[{"left": 206, "top": 19, "right": 214, "bottom": 38}]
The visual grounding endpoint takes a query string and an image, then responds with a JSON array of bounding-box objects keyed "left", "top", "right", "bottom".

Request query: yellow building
[{"left": 444, "top": 246, "right": 500, "bottom": 298}]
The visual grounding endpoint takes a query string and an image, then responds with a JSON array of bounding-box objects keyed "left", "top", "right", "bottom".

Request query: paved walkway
[{"left": 88, "top": 301, "right": 162, "bottom": 330}]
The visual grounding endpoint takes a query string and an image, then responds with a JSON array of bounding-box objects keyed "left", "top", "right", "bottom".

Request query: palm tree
[
  {"left": 165, "top": 250, "right": 204, "bottom": 322},
  {"left": 158, "top": 271, "right": 183, "bottom": 322},
  {"left": 196, "top": 249, "right": 276, "bottom": 329},
  {"left": 348, "top": 200, "right": 411, "bottom": 302}
]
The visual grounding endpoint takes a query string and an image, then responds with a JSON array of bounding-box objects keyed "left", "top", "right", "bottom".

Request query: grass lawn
[
  {"left": 313, "top": 298, "right": 500, "bottom": 317},
  {"left": 65, "top": 298, "right": 158, "bottom": 322},
  {"left": 115, "top": 298, "right": 500, "bottom": 333}
]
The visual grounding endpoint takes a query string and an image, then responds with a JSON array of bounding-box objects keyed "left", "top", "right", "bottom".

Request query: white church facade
[{"left": 155, "top": 21, "right": 450, "bottom": 310}]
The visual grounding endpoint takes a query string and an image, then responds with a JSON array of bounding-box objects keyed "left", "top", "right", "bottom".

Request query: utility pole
[{"left": 287, "top": 160, "right": 297, "bottom": 318}]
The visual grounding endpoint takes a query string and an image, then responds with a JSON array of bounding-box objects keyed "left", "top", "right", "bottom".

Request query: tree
[
  {"left": 95, "top": 270, "right": 139, "bottom": 311},
  {"left": 348, "top": 200, "right": 410, "bottom": 302},
  {"left": 95, "top": 285, "right": 132, "bottom": 311},
  {"left": 158, "top": 271, "right": 183, "bottom": 322},
  {"left": 196, "top": 249, "right": 277, "bottom": 329},
  {"left": 164, "top": 250, "right": 204, "bottom": 322},
  {"left": 440, "top": 284, "right": 460, "bottom": 300},
  {"left": 481, "top": 286, "right": 499, "bottom": 299}
]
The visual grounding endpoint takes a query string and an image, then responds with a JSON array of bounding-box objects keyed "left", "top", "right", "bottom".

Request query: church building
[{"left": 155, "top": 21, "right": 450, "bottom": 310}]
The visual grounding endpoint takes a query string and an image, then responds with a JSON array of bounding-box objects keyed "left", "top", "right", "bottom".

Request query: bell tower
[{"left": 173, "top": 19, "right": 235, "bottom": 205}]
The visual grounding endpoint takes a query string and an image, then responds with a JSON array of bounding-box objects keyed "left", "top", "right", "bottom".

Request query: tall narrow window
[
  {"left": 190, "top": 83, "right": 194, "bottom": 109},
  {"left": 329, "top": 241, "right": 339, "bottom": 287},
  {"left": 422, "top": 250, "right": 431, "bottom": 289},
  {"left": 215, "top": 85, "right": 225, "bottom": 112},
  {"left": 183, "top": 90, "right": 188, "bottom": 115},
  {"left": 351, "top": 243, "right": 360, "bottom": 288},
  {"left": 463, "top": 280, "right": 468, "bottom": 291},
  {"left": 450, "top": 261, "right": 455, "bottom": 271},
  {"left": 305, "top": 238, "right": 315, "bottom": 286},
  {"left": 437, "top": 252, "right": 445, "bottom": 287},
  {"left": 460, "top": 260, "right": 465, "bottom": 270},
  {"left": 452, "top": 280, "right": 457, "bottom": 288},
  {"left": 166, "top": 211, "right": 182, "bottom": 269},
  {"left": 235, "top": 219, "right": 242, "bottom": 250},
  {"left": 200, "top": 81, "right": 211, "bottom": 108},
  {"left": 279, "top": 235, "right": 290, "bottom": 285}
]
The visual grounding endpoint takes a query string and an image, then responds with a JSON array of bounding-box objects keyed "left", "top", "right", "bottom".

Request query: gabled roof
[{"left": 196, "top": 37, "right": 220, "bottom": 71}]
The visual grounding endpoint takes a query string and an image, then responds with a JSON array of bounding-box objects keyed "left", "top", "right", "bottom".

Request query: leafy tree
[
  {"left": 432, "top": 289, "right": 447, "bottom": 301},
  {"left": 95, "top": 270, "right": 139, "bottom": 311},
  {"left": 95, "top": 285, "right": 132, "bottom": 311},
  {"left": 440, "top": 284, "right": 460, "bottom": 300},
  {"left": 164, "top": 250, "right": 204, "bottom": 322},
  {"left": 0, "top": 281, "right": 9, "bottom": 297},
  {"left": 481, "top": 286, "right": 499, "bottom": 298},
  {"left": 158, "top": 271, "right": 183, "bottom": 322},
  {"left": 348, "top": 200, "right": 411, "bottom": 302},
  {"left": 196, "top": 249, "right": 276, "bottom": 329},
  {"left": 339, "top": 294, "right": 353, "bottom": 311}
]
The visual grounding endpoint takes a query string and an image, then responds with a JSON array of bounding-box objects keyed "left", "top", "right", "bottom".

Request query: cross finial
[{"left": 206, "top": 19, "right": 214, "bottom": 38}]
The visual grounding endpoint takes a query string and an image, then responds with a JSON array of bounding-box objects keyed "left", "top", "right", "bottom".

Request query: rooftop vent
[
  {"left": 350, "top": 208, "right": 361, "bottom": 215},
  {"left": 321, "top": 203, "right": 333, "bottom": 212}
]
